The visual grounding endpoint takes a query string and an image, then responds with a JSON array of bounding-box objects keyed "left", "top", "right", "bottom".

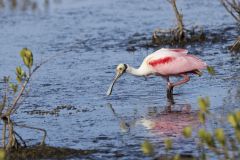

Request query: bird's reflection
[
  {"left": 107, "top": 96, "right": 199, "bottom": 136},
  {"left": 142, "top": 96, "right": 198, "bottom": 136}
]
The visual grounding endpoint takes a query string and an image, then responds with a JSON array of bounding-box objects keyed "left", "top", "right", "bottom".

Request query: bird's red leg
[{"left": 168, "top": 74, "right": 190, "bottom": 89}]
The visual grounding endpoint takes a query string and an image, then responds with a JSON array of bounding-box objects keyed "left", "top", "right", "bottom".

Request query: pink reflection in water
[{"left": 141, "top": 103, "right": 199, "bottom": 136}]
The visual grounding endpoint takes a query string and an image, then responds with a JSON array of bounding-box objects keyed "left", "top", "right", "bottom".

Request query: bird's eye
[{"left": 119, "top": 67, "right": 122, "bottom": 70}]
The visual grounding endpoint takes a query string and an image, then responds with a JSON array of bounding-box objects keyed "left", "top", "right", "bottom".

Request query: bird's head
[
  {"left": 107, "top": 63, "right": 128, "bottom": 96},
  {"left": 116, "top": 63, "right": 127, "bottom": 75}
]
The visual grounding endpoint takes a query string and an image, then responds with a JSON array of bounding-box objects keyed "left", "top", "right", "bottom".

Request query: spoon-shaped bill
[{"left": 106, "top": 72, "right": 122, "bottom": 96}]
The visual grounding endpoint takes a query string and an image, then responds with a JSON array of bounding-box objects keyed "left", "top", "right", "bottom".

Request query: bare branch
[
  {"left": 11, "top": 88, "right": 30, "bottom": 115},
  {"left": 2, "top": 120, "right": 6, "bottom": 148},
  {"left": 5, "top": 78, "right": 29, "bottom": 116},
  {"left": 220, "top": 0, "right": 240, "bottom": 22},
  {"left": 165, "top": 0, "right": 185, "bottom": 40},
  {"left": 230, "top": 36, "right": 240, "bottom": 52}
]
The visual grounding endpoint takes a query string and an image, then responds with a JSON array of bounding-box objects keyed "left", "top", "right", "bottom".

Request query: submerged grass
[
  {"left": 127, "top": 26, "right": 231, "bottom": 50},
  {"left": 6, "top": 145, "right": 96, "bottom": 160}
]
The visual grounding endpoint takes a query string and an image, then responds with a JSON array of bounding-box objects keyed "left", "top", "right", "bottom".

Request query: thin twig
[
  {"left": 33, "top": 53, "right": 59, "bottom": 74},
  {"left": 0, "top": 79, "right": 9, "bottom": 114},
  {"left": 230, "top": 36, "right": 240, "bottom": 51}
]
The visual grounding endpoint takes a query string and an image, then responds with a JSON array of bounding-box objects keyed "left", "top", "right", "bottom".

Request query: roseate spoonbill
[{"left": 107, "top": 48, "right": 207, "bottom": 96}]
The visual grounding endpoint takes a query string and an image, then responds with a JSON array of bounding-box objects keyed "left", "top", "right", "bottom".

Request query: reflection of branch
[
  {"left": 106, "top": 103, "right": 119, "bottom": 118},
  {"left": 14, "top": 123, "right": 47, "bottom": 146},
  {"left": 106, "top": 103, "right": 138, "bottom": 132},
  {"left": 13, "top": 130, "right": 27, "bottom": 147}
]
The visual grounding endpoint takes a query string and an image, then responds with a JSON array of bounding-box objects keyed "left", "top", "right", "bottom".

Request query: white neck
[{"left": 126, "top": 65, "right": 149, "bottom": 77}]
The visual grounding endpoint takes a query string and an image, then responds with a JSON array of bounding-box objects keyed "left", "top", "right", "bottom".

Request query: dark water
[{"left": 0, "top": 0, "right": 240, "bottom": 159}]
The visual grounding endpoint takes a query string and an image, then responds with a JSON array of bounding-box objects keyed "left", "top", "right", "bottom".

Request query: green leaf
[
  {"left": 25, "top": 49, "right": 33, "bottom": 67},
  {"left": 9, "top": 83, "right": 14, "bottom": 90},
  {"left": 24, "top": 49, "right": 32, "bottom": 58},
  {"left": 164, "top": 138, "right": 172, "bottom": 150},
  {"left": 205, "top": 132, "right": 215, "bottom": 147},
  {"left": 207, "top": 66, "right": 216, "bottom": 75},
  {"left": 16, "top": 76, "right": 22, "bottom": 83},
  {"left": 9, "top": 83, "right": 18, "bottom": 93},
  {"left": 198, "top": 129, "right": 215, "bottom": 147},
  {"left": 20, "top": 48, "right": 27, "bottom": 58},
  {"left": 215, "top": 128, "right": 225, "bottom": 146},
  {"left": 198, "top": 112, "right": 206, "bottom": 124},
  {"left": 16, "top": 66, "right": 25, "bottom": 76},
  {"left": 235, "top": 130, "right": 240, "bottom": 142},
  {"left": 19, "top": 48, "right": 33, "bottom": 68},
  {"left": 198, "top": 97, "right": 210, "bottom": 113},
  {"left": 3, "top": 76, "right": 9, "bottom": 83},
  {"left": 23, "top": 56, "right": 30, "bottom": 67},
  {"left": 0, "top": 149, "right": 5, "bottom": 160},
  {"left": 173, "top": 154, "right": 180, "bottom": 160},
  {"left": 16, "top": 66, "right": 26, "bottom": 83},
  {"left": 198, "top": 128, "right": 207, "bottom": 140},
  {"left": 16, "top": 66, "right": 21, "bottom": 75},
  {"left": 235, "top": 111, "right": 240, "bottom": 122},
  {"left": 183, "top": 126, "right": 192, "bottom": 138},
  {"left": 228, "top": 114, "right": 237, "bottom": 128},
  {"left": 141, "top": 140, "right": 154, "bottom": 155}
]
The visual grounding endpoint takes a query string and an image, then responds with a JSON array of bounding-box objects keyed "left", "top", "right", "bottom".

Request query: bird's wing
[
  {"left": 145, "top": 48, "right": 188, "bottom": 62},
  {"left": 151, "top": 48, "right": 188, "bottom": 56},
  {"left": 147, "top": 54, "right": 207, "bottom": 76},
  {"left": 163, "top": 48, "right": 188, "bottom": 55}
]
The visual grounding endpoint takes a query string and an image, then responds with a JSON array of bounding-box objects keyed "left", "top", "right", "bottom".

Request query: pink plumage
[{"left": 144, "top": 48, "right": 207, "bottom": 76}]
